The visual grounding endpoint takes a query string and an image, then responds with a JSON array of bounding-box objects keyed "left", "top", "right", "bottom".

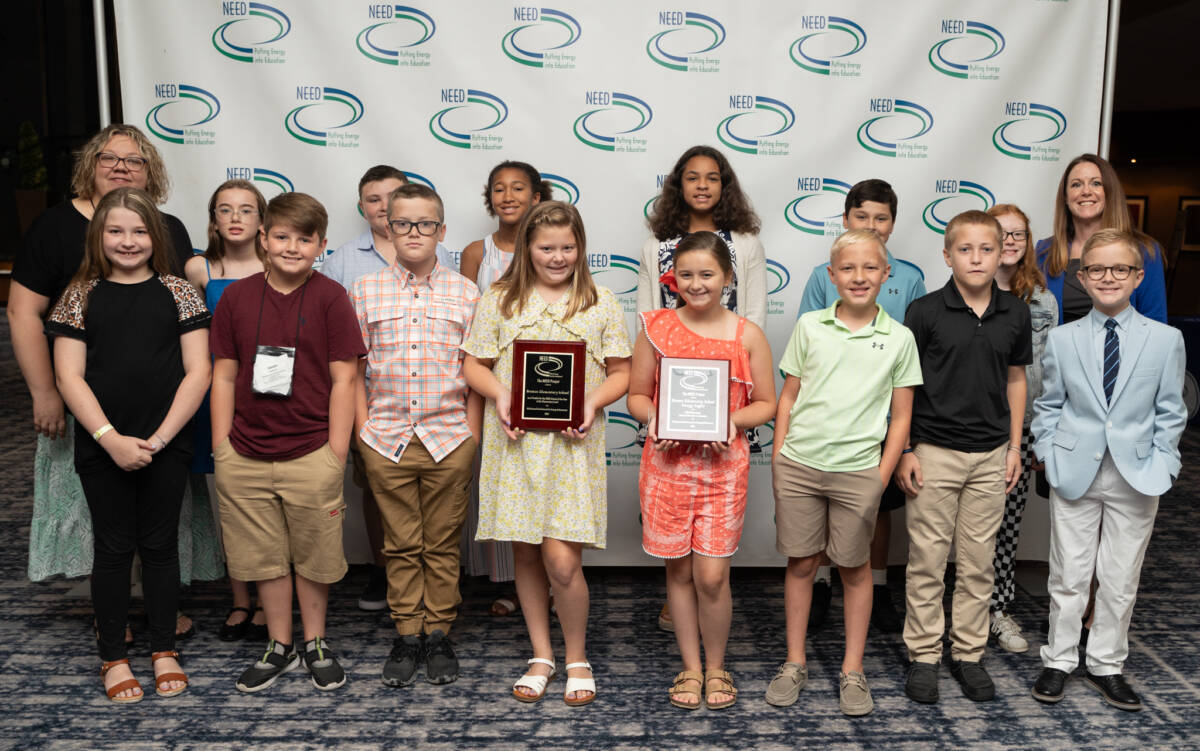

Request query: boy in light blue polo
[
  {"left": 767, "top": 229, "right": 923, "bottom": 716},
  {"left": 320, "top": 165, "right": 456, "bottom": 613},
  {"left": 795, "top": 178, "right": 925, "bottom": 634}
]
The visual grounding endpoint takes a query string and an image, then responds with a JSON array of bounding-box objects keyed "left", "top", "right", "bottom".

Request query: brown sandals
[
  {"left": 152, "top": 650, "right": 189, "bottom": 698},
  {"left": 669, "top": 670, "right": 704, "bottom": 709},
  {"left": 705, "top": 668, "right": 738, "bottom": 710},
  {"left": 101, "top": 659, "right": 143, "bottom": 704}
]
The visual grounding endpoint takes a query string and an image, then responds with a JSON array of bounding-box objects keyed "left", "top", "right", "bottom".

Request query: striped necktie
[{"left": 1103, "top": 318, "right": 1119, "bottom": 405}]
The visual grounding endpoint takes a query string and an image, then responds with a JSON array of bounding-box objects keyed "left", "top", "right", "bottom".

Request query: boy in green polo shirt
[{"left": 765, "top": 229, "right": 923, "bottom": 716}]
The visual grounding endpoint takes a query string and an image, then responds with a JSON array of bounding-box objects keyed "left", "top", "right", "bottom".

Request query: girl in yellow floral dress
[{"left": 464, "top": 201, "right": 631, "bottom": 707}]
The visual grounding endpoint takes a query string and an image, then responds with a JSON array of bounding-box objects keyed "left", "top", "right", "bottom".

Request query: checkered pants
[{"left": 990, "top": 428, "right": 1032, "bottom": 613}]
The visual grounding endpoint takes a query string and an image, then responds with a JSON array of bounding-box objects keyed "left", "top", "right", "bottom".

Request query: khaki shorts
[
  {"left": 773, "top": 454, "right": 883, "bottom": 567},
  {"left": 214, "top": 438, "right": 348, "bottom": 584}
]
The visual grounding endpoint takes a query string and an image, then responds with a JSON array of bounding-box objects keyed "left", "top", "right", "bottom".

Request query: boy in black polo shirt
[{"left": 895, "top": 210, "right": 1030, "bottom": 704}]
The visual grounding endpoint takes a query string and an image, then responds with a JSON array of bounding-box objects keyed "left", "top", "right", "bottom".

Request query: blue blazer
[
  {"left": 1035, "top": 238, "right": 1168, "bottom": 324},
  {"left": 1031, "top": 309, "right": 1186, "bottom": 500}
]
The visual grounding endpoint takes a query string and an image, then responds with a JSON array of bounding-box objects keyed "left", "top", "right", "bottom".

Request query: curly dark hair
[
  {"left": 647, "top": 145, "right": 760, "bottom": 241},
  {"left": 482, "top": 160, "right": 553, "bottom": 217}
]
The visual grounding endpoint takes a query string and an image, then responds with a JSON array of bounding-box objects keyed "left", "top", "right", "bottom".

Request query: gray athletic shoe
[
  {"left": 236, "top": 640, "right": 300, "bottom": 693},
  {"left": 765, "top": 662, "right": 808, "bottom": 707}
]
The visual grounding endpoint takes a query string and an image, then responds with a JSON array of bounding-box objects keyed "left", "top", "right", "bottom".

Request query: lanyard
[{"left": 254, "top": 272, "right": 311, "bottom": 349}]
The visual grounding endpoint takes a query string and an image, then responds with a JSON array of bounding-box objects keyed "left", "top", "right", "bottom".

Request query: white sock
[
  {"left": 872, "top": 568, "right": 888, "bottom": 587},
  {"left": 814, "top": 566, "right": 832, "bottom": 584}
]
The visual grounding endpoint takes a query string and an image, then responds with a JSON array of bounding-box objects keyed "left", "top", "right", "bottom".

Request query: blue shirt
[
  {"left": 321, "top": 229, "right": 457, "bottom": 290},
  {"left": 796, "top": 249, "right": 926, "bottom": 322},
  {"left": 1089, "top": 305, "right": 1133, "bottom": 371}
]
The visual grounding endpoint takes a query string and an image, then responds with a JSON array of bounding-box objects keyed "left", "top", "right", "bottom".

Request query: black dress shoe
[
  {"left": 809, "top": 580, "right": 832, "bottom": 630},
  {"left": 904, "top": 662, "right": 939, "bottom": 704},
  {"left": 946, "top": 657, "right": 995, "bottom": 702},
  {"left": 1085, "top": 672, "right": 1142, "bottom": 711},
  {"left": 1031, "top": 668, "right": 1069, "bottom": 703}
]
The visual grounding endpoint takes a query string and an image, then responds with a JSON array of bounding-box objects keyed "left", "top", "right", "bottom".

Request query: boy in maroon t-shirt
[{"left": 210, "top": 192, "right": 366, "bottom": 693}]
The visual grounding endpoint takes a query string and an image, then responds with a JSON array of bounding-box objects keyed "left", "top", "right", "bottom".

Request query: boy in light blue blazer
[{"left": 1030, "top": 229, "right": 1186, "bottom": 712}]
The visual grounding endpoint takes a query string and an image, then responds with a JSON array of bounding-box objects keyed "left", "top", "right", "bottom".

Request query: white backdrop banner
[{"left": 114, "top": 1, "right": 1109, "bottom": 566}]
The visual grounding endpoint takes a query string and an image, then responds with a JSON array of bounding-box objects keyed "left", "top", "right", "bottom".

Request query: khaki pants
[
  {"left": 360, "top": 435, "right": 475, "bottom": 636},
  {"left": 904, "top": 443, "right": 1006, "bottom": 663}
]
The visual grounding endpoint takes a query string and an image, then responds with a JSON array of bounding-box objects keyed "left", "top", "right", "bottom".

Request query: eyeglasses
[
  {"left": 215, "top": 206, "right": 260, "bottom": 219},
  {"left": 1081, "top": 263, "right": 1140, "bottom": 280},
  {"left": 1002, "top": 230, "right": 1028, "bottom": 242},
  {"left": 388, "top": 219, "right": 441, "bottom": 236},
  {"left": 97, "top": 153, "right": 147, "bottom": 171}
]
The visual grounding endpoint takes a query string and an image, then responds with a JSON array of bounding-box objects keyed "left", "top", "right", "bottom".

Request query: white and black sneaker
[
  {"left": 236, "top": 640, "right": 300, "bottom": 693},
  {"left": 304, "top": 636, "right": 347, "bottom": 691}
]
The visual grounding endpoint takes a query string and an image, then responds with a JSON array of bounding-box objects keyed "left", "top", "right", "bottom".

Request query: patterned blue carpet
[{"left": 1, "top": 315, "right": 1198, "bottom": 750}]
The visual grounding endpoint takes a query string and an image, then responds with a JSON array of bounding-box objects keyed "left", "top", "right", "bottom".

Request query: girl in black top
[{"left": 47, "top": 187, "right": 211, "bottom": 703}]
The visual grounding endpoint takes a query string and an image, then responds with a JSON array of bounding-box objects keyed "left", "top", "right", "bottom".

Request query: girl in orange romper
[{"left": 627, "top": 231, "right": 776, "bottom": 711}]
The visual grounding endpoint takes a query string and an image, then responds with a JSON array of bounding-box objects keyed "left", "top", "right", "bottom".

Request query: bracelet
[
  {"left": 150, "top": 434, "right": 166, "bottom": 452},
  {"left": 1007, "top": 445, "right": 1021, "bottom": 453},
  {"left": 901, "top": 447, "right": 913, "bottom": 454},
  {"left": 92, "top": 423, "right": 114, "bottom": 442}
]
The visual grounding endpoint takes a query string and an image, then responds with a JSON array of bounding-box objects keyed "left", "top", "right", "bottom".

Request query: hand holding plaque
[
  {"left": 656, "top": 357, "right": 731, "bottom": 443},
  {"left": 511, "top": 339, "right": 587, "bottom": 431}
]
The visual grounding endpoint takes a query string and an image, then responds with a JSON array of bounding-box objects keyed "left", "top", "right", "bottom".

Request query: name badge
[{"left": 252, "top": 344, "right": 296, "bottom": 397}]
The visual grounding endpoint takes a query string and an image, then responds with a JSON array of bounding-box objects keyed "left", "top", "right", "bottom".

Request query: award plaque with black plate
[
  {"left": 511, "top": 339, "right": 586, "bottom": 431},
  {"left": 656, "top": 357, "right": 730, "bottom": 442}
]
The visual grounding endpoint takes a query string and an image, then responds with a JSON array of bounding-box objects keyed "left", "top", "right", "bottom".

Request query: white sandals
[
  {"left": 512, "top": 657, "right": 556, "bottom": 703},
  {"left": 563, "top": 661, "right": 596, "bottom": 706}
]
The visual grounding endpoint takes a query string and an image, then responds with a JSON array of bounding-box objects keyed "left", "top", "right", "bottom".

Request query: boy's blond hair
[
  {"left": 830, "top": 228, "right": 887, "bottom": 264},
  {"left": 944, "top": 210, "right": 1001, "bottom": 249},
  {"left": 1081, "top": 229, "right": 1142, "bottom": 267}
]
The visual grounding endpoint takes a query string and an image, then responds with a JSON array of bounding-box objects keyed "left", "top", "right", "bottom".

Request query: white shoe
[
  {"left": 991, "top": 611, "right": 1030, "bottom": 653},
  {"left": 512, "top": 657, "right": 555, "bottom": 703},
  {"left": 563, "top": 661, "right": 596, "bottom": 706}
]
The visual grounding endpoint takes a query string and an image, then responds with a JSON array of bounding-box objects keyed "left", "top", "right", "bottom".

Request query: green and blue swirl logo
[
  {"left": 285, "top": 87, "right": 364, "bottom": 148},
  {"left": 223, "top": 167, "right": 293, "bottom": 198},
  {"left": 605, "top": 410, "right": 642, "bottom": 465},
  {"left": 212, "top": 2, "right": 290, "bottom": 63},
  {"left": 541, "top": 172, "right": 580, "bottom": 205},
  {"left": 146, "top": 84, "right": 221, "bottom": 145},
  {"left": 929, "top": 20, "right": 1004, "bottom": 80},
  {"left": 647, "top": 11, "right": 725, "bottom": 72},
  {"left": 922, "top": 179, "right": 996, "bottom": 234},
  {"left": 573, "top": 91, "right": 653, "bottom": 153},
  {"left": 717, "top": 95, "right": 795, "bottom": 156},
  {"left": 993, "top": 102, "right": 1067, "bottom": 161},
  {"left": 856, "top": 98, "right": 933, "bottom": 159},
  {"left": 429, "top": 89, "right": 508, "bottom": 150},
  {"left": 356, "top": 5, "right": 435, "bottom": 67},
  {"left": 766, "top": 259, "right": 791, "bottom": 295},
  {"left": 789, "top": 15, "right": 866, "bottom": 76},
  {"left": 589, "top": 253, "right": 640, "bottom": 296},
  {"left": 785, "top": 177, "right": 852, "bottom": 236},
  {"left": 502, "top": 8, "right": 581, "bottom": 69},
  {"left": 403, "top": 171, "right": 437, "bottom": 190}
]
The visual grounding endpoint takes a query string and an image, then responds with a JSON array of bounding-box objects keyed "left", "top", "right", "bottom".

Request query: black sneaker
[
  {"left": 1084, "top": 671, "right": 1142, "bottom": 711},
  {"left": 1032, "top": 667, "right": 1070, "bottom": 703},
  {"left": 303, "top": 636, "right": 347, "bottom": 691},
  {"left": 809, "top": 580, "right": 832, "bottom": 630},
  {"left": 236, "top": 640, "right": 300, "bottom": 693},
  {"left": 424, "top": 630, "right": 459, "bottom": 685},
  {"left": 382, "top": 634, "right": 423, "bottom": 687},
  {"left": 870, "top": 584, "right": 903, "bottom": 633},
  {"left": 357, "top": 566, "right": 388, "bottom": 611},
  {"left": 905, "top": 661, "right": 939, "bottom": 704},
  {"left": 946, "top": 657, "right": 995, "bottom": 702}
]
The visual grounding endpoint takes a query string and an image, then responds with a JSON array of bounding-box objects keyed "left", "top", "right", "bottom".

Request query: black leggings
[{"left": 79, "top": 452, "right": 187, "bottom": 661}]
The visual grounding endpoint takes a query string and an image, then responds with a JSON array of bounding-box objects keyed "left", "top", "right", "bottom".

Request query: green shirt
[{"left": 778, "top": 301, "right": 923, "bottom": 472}]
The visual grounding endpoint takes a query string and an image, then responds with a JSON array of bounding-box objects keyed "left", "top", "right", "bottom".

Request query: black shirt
[
  {"left": 13, "top": 200, "right": 194, "bottom": 304},
  {"left": 1061, "top": 258, "right": 1092, "bottom": 323},
  {"left": 904, "top": 280, "right": 1032, "bottom": 452},
  {"left": 44, "top": 274, "right": 211, "bottom": 473}
]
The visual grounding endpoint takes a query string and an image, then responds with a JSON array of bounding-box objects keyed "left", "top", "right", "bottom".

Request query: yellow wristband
[{"left": 93, "top": 423, "right": 114, "bottom": 442}]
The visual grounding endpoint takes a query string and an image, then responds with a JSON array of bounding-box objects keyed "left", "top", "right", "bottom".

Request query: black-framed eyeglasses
[
  {"left": 388, "top": 219, "right": 441, "bottom": 236},
  {"left": 97, "top": 153, "right": 147, "bottom": 171},
  {"left": 1002, "top": 230, "right": 1028, "bottom": 242},
  {"left": 215, "top": 206, "right": 260, "bottom": 219},
  {"left": 1081, "top": 263, "right": 1140, "bottom": 281}
]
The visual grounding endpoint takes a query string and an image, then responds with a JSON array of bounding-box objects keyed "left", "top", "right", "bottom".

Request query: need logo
[
  {"left": 605, "top": 411, "right": 642, "bottom": 467},
  {"left": 789, "top": 15, "right": 866, "bottom": 78},
  {"left": 716, "top": 94, "right": 795, "bottom": 156},
  {"left": 356, "top": 4, "right": 435, "bottom": 67},
  {"left": 212, "top": 2, "right": 290, "bottom": 64},
  {"left": 540, "top": 172, "right": 581, "bottom": 204},
  {"left": 146, "top": 84, "right": 221, "bottom": 145},
  {"left": 573, "top": 91, "right": 653, "bottom": 153},
  {"left": 502, "top": 7, "right": 581, "bottom": 69},
  {"left": 429, "top": 88, "right": 508, "bottom": 150},
  {"left": 403, "top": 171, "right": 437, "bottom": 190},
  {"left": 992, "top": 102, "right": 1067, "bottom": 162},
  {"left": 785, "top": 177, "right": 852, "bottom": 236},
  {"left": 929, "top": 19, "right": 1004, "bottom": 80},
  {"left": 588, "top": 252, "right": 640, "bottom": 312},
  {"left": 285, "top": 86, "right": 364, "bottom": 148},
  {"left": 922, "top": 179, "right": 996, "bottom": 235},
  {"left": 856, "top": 98, "right": 933, "bottom": 159},
  {"left": 224, "top": 166, "right": 294, "bottom": 198},
  {"left": 766, "top": 259, "right": 791, "bottom": 316},
  {"left": 647, "top": 11, "right": 724, "bottom": 72}
]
